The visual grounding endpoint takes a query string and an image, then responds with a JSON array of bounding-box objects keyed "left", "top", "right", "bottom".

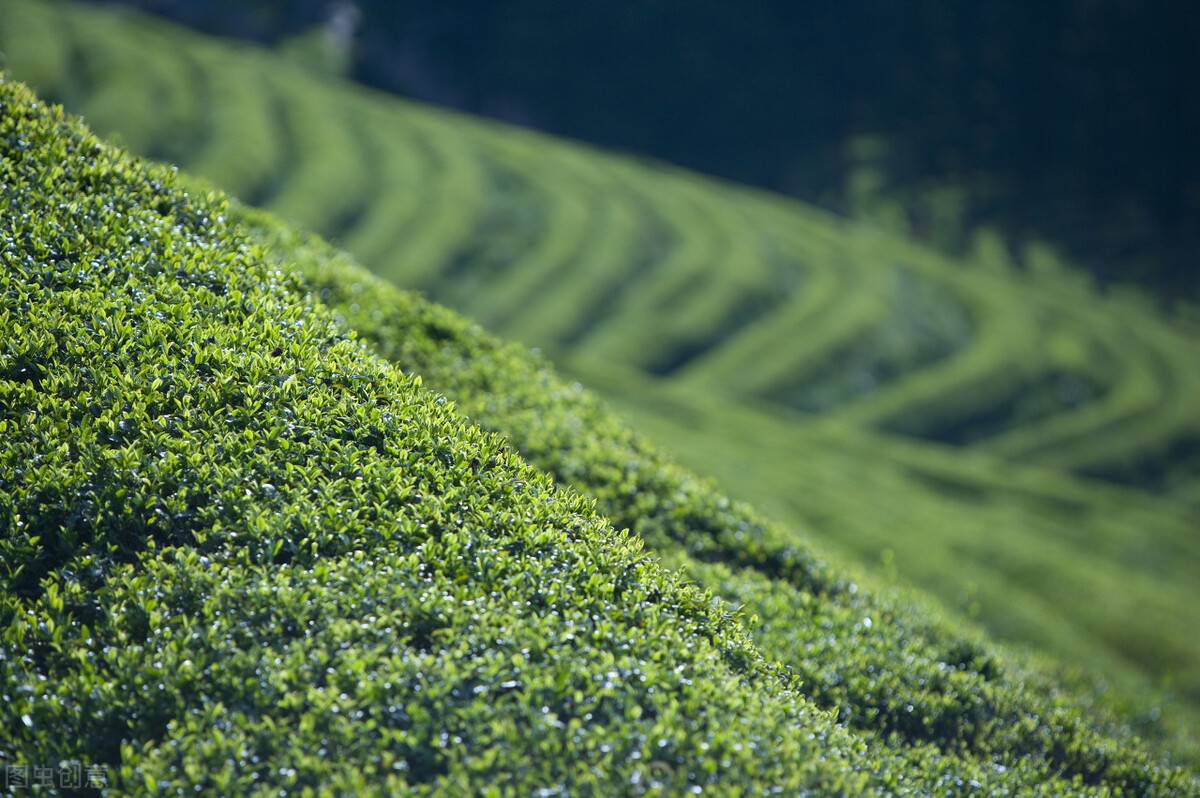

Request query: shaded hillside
[{"left": 81, "top": 0, "right": 1200, "bottom": 298}]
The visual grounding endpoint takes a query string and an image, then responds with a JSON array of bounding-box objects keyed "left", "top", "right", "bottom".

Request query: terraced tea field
[{"left": 3, "top": 0, "right": 1199, "bottom": 768}]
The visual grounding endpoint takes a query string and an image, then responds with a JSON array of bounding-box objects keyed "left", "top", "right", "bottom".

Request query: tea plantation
[
  {"left": 1, "top": 0, "right": 1199, "bottom": 791},
  {"left": 3, "top": 70, "right": 1197, "bottom": 796}
]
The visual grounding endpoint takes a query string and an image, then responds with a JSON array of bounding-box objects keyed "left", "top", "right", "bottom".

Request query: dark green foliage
[{"left": 83, "top": 0, "right": 1200, "bottom": 301}]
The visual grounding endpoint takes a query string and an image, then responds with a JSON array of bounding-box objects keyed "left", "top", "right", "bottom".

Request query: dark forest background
[{"left": 94, "top": 0, "right": 1200, "bottom": 300}]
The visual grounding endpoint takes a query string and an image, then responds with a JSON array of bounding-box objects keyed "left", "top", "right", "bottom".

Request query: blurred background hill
[{"left": 88, "top": 0, "right": 1199, "bottom": 299}]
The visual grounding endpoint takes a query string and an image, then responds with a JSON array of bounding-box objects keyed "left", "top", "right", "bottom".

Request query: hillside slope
[
  {"left": 3, "top": 74, "right": 1199, "bottom": 794},
  {"left": 1, "top": 0, "right": 1197, "bottom": 764},
  {"left": 0, "top": 76, "right": 889, "bottom": 796}
]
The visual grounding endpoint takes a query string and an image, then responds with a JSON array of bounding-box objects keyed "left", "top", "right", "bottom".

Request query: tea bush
[{"left": 0, "top": 76, "right": 886, "bottom": 795}]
